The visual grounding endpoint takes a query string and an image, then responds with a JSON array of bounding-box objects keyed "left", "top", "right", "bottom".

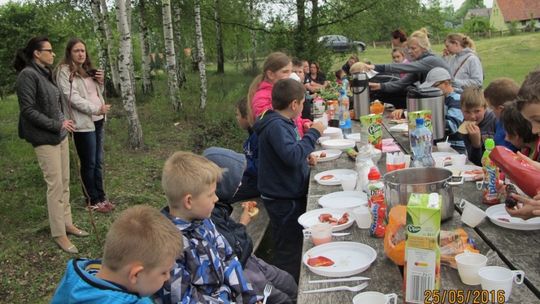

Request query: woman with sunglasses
[
  {"left": 14, "top": 36, "right": 86, "bottom": 254},
  {"left": 55, "top": 38, "right": 113, "bottom": 213}
]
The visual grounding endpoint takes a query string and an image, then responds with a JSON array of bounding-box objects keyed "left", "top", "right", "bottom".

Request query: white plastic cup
[
  {"left": 352, "top": 206, "right": 371, "bottom": 229},
  {"left": 403, "top": 154, "right": 411, "bottom": 168},
  {"left": 436, "top": 141, "right": 452, "bottom": 152},
  {"left": 451, "top": 154, "right": 467, "bottom": 166},
  {"left": 352, "top": 292, "right": 398, "bottom": 304},
  {"left": 459, "top": 199, "right": 486, "bottom": 228},
  {"left": 455, "top": 252, "right": 488, "bottom": 285},
  {"left": 478, "top": 266, "right": 524, "bottom": 302},
  {"left": 434, "top": 156, "right": 446, "bottom": 168},
  {"left": 303, "top": 223, "right": 332, "bottom": 246},
  {"left": 340, "top": 173, "right": 358, "bottom": 191}
]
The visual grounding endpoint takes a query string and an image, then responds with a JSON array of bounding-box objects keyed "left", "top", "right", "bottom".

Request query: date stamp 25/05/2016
[{"left": 424, "top": 289, "right": 506, "bottom": 304}]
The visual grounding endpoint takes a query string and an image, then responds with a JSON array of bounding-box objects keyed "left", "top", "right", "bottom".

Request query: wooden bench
[{"left": 230, "top": 198, "right": 269, "bottom": 251}]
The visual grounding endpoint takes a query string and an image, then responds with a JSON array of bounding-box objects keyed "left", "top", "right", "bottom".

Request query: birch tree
[
  {"left": 115, "top": 0, "right": 143, "bottom": 149},
  {"left": 100, "top": 0, "right": 121, "bottom": 94},
  {"left": 249, "top": 0, "right": 257, "bottom": 73},
  {"left": 172, "top": 0, "right": 186, "bottom": 86},
  {"left": 194, "top": 0, "right": 207, "bottom": 109},
  {"left": 214, "top": 0, "right": 224, "bottom": 74},
  {"left": 138, "top": 0, "right": 153, "bottom": 94},
  {"left": 162, "top": 0, "right": 181, "bottom": 110},
  {"left": 89, "top": 0, "right": 109, "bottom": 74}
]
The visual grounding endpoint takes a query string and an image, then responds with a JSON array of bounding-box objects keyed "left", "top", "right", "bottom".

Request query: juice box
[
  {"left": 408, "top": 110, "right": 432, "bottom": 136},
  {"left": 404, "top": 193, "right": 441, "bottom": 304},
  {"left": 360, "top": 114, "right": 382, "bottom": 150}
]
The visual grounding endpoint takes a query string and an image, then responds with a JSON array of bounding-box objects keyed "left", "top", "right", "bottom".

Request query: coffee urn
[
  {"left": 351, "top": 72, "right": 370, "bottom": 120},
  {"left": 406, "top": 87, "right": 446, "bottom": 140}
]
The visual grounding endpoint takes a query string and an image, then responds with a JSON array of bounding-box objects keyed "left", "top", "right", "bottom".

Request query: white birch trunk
[
  {"left": 125, "top": 0, "right": 136, "bottom": 91},
  {"left": 138, "top": 0, "right": 153, "bottom": 94},
  {"left": 172, "top": 0, "right": 186, "bottom": 86},
  {"left": 89, "top": 0, "right": 108, "bottom": 73},
  {"left": 194, "top": 0, "right": 207, "bottom": 109},
  {"left": 162, "top": 0, "right": 181, "bottom": 110},
  {"left": 115, "top": 0, "right": 143, "bottom": 149},
  {"left": 100, "top": 0, "right": 121, "bottom": 94},
  {"left": 249, "top": 0, "right": 257, "bottom": 73}
]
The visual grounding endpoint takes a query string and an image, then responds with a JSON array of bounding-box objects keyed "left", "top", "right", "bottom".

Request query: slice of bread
[{"left": 458, "top": 121, "right": 475, "bottom": 134}]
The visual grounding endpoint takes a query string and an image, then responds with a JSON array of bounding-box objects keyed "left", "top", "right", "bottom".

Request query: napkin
[{"left": 382, "top": 138, "right": 401, "bottom": 153}]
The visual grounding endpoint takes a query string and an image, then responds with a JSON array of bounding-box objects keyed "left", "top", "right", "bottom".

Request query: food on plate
[
  {"left": 457, "top": 121, "right": 476, "bottom": 134},
  {"left": 498, "top": 217, "right": 510, "bottom": 222},
  {"left": 345, "top": 147, "right": 358, "bottom": 160},
  {"left": 319, "top": 151, "right": 327, "bottom": 158},
  {"left": 320, "top": 174, "right": 335, "bottom": 180},
  {"left": 307, "top": 255, "right": 335, "bottom": 267},
  {"left": 503, "top": 184, "right": 518, "bottom": 208},
  {"left": 463, "top": 169, "right": 483, "bottom": 175},
  {"left": 242, "top": 201, "right": 259, "bottom": 217},
  {"left": 318, "top": 212, "right": 349, "bottom": 225}
]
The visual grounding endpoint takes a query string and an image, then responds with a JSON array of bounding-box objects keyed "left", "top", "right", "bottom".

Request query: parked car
[{"left": 318, "top": 35, "right": 366, "bottom": 52}]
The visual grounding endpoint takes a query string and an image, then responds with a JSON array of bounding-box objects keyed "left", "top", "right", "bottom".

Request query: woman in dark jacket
[{"left": 14, "top": 36, "right": 87, "bottom": 254}]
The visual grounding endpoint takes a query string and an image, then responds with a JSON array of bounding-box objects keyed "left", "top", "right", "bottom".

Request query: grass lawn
[{"left": 0, "top": 32, "right": 539, "bottom": 303}]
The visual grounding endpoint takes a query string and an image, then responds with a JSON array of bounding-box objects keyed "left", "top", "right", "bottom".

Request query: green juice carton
[
  {"left": 360, "top": 114, "right": 382, "bottom": 150},
  {"left": 408, "top": 110, "right": 432, "bottom": 137},
  {"left": 404, "top": 193, "right": 441, "bottom": 304}
]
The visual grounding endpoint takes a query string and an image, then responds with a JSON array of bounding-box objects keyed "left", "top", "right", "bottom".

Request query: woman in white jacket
[
  {"left": 55, "top": 38, "right": 113, "bottom": 213},
  {"left": 444, "top": 33, "right": 484, "bottom": 90}
]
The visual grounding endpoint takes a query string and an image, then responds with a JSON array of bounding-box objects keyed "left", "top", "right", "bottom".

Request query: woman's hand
[
  {"left": 100, "top": 104, "right": 111, "bottom": 115},
  {"left": 506, "top": 192, "right": 540, "bottom": 220},
  {"left": 516, "top": 151, "right": 540, "bottom": 171},
  {"left": 62, "top": 120, "right": 76, "bottom": 132},
  {"left": 391, "top": 109, "right": 404, "bottom": 120},
  {"left": 369, "top": 82, "right": 381, "bottom": 91},
  {"left": 94, "top": 69, "right": 105, "bottom": 85}
]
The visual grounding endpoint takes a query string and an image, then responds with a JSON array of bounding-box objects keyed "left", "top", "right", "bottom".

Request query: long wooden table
[{"left": 296, "top": 120, "right": 540, "bottom": 303}]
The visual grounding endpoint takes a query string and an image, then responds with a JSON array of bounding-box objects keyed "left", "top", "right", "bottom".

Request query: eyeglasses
[
  {"left": 432, "top": 81, "right": 443, "bottom": 87},
  {"left": 39, "top": 49, "right": 54, "bottom": 53}
]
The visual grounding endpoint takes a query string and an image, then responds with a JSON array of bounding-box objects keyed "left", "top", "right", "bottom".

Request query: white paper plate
[
  {"left": 323, "top": 127, "right": 343, "bottom": 139},
  {"left": 485, "top": 204, "right": 540, "bottom": 231},
  {"left": 298, "top": 208, "right": 354, "bottom": 232},
  {"left": 389, "top": 123, "right": 408, "bottom": 133},
  {"left": 321, "top": 139, "right": 356, "bottom": 150},
  {"left": 314, "top": 169, "right": 357, "bottom": 186},
  {"left": 303, "top": 241, "right": 377, "bottom": 277},
  {"left": 345, "top": 133, "right": 361, "bottom": 142},
  {"left": 319, "top": 191, "right": 368, "bottom": 209},
  {"left": 311, "top": 149, "right": 342, "bottom": 162},
  {"left": 431, "top": 152, "right": 458, "bottom": 159},
  {"left": 446, "top": 164, "right": 483, "bottom": 181}
]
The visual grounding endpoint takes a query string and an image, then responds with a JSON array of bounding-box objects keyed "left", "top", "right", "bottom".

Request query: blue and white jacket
[
  {"left": 445, "top": 91, "right": 465, "bottom": 150},
  {"left": 158, "top": 207, "right": 258, "bottom": 304}
]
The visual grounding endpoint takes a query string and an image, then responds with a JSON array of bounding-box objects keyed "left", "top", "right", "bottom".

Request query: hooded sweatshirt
[
  {"left": 204, "top": 147, "right": 254, "bottom": 267},
  {"left": 51, "top": 259, "right": 152, "bottom": 304},
  {"left": 446, "top": 48, "right": 483, "bottom": 89},
  {"left": 464, "top": 110, "right": 496, "bottom": 166},
  {"left": 252, "top": 110, "right": 320, "bottom": 199},
  {"left": 374, "top": 52, "right": 450, "bottom": 93},
  {"left": 251, "top": 80, "right": 311, "bottom": 136}
]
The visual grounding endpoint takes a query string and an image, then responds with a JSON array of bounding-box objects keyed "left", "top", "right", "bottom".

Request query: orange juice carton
[{"left": 404, "top": 193, "right": 441, "bottom": 304}]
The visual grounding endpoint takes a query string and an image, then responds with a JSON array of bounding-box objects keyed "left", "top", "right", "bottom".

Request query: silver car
[{"left": 318, "top": 35, "right": 366, "bottom": 52}]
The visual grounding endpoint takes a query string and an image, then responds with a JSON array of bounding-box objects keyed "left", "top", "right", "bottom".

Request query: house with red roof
[{"left": 490, "top": 0, "right": 540, "bottom": 31}]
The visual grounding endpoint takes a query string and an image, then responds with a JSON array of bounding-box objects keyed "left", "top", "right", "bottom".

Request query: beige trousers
[{"left": 34, "top": 137, "right": 72, "bottom": 237}]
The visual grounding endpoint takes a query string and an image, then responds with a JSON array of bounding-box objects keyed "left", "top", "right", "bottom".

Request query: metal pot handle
[{"left": 448, "top": 175, "right": 464, "bottom": 186}]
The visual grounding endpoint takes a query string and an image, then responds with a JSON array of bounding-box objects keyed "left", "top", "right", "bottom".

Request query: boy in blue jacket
[
  {"left": 252, "top": 78, "right": 325, "bottom": 281},
  {"left": 51, "top": 205, "right": 182, "bottom": 303},
  {"left": 158, "top": 151, "right": 259, "bottom": 304}
]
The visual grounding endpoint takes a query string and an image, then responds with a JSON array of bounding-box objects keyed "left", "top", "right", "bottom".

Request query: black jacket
[{"left": 16, "top": 61, "right": 67, "bottom": 147}]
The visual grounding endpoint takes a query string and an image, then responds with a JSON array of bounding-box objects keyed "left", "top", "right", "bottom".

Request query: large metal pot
[{"left": 383, "top": 168, "right": 463, "bottom": 221}]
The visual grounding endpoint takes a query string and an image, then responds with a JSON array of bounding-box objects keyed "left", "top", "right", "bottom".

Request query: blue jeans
[
  {"left": 262, "top": 197, "right": 306, "bottom": 282},
  {"left": 73, "top": 119, "right": 105, "bottom": 204}
]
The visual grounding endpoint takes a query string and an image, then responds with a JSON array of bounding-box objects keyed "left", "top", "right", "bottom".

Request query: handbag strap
[{"left": 452, "top": 54, "right": 473, "bottom": 78}]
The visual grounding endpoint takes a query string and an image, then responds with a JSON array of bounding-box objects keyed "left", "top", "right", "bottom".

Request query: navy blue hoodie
[{"left": 252, "top": 110, "right": 320, "bottom": 199}]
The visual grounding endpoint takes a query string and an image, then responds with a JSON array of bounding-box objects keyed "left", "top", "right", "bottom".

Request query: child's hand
[
  {"left": 240, "top": 201, "right": 258, "bottom": 225},
  {"left": 516, "top": 151, "right": 540, "bottom": 171},
  {"left": 466, "top": 123, "right": 481, "bottom": 148},
  {"left": 390, "top": 109, "right": 404, "bottom": 120},
  {"left": 506, "top": 192, "right": 540, "bottom": 220},
  {"left": 303, "top": 121, "right": 312, "bottom": 132},
  {"left": 311, "top": 121, "right": 325, "bottom": 134},
  {"left": 308, "top": 154, "right": 318, "bottom": 166}
]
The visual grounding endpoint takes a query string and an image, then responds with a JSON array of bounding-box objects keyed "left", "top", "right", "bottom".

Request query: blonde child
[
  {"left": 158, "top": 152, "right": 258, "bottom": 304},
  {"left": 460, "top": 87, "right": 497, "bottom": 166},
  {"left": 483, "top": 78, "right": 520, "bottom": 151},
  {"left": 52, "top": 205, "right": 182, "bottom": 303}
]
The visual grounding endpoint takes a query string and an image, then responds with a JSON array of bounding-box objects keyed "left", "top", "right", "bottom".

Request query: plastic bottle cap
[
  {"left": 368, "top": 167, "right": 381, "bottom": 180},
  {"left": 416, "top": 118, "right": 424, "bottom": 125},
  {"left": 485, "top": 138, "right": 495, "bottom": 150}
]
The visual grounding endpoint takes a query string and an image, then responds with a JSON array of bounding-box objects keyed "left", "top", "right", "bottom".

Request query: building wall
[{"left": 490, "top": 0, "right": 508, "bottom": 30}]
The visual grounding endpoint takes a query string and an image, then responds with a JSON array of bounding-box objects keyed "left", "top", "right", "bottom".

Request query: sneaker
[
  {"left": 102, "top": 200, "right": 116, "bottom": 210},
  {"left": 88, "top": 202, "right": 112, "bottom": 213}
]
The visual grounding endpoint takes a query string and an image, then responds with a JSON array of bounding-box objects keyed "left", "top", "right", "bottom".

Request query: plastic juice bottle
[
  {"left": 481, "top": 138, "right": 500, "bottom": 205},
  {"left": 338, "top": 89, "right": 352, "bottom": 135},
  {"left": 410, "top": 118, "right": 435, "bottom": 168},
  {"left": 367, "top": 167, "right": 386, "bottom": 238},
  {"left": 370, "top": 100, "right": 384, "bottom": 114}
]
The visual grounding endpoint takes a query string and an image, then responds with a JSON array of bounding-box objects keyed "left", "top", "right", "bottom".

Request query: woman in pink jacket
[{"left": 247, "top": 52, "right": 311, "bottom": 136}]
